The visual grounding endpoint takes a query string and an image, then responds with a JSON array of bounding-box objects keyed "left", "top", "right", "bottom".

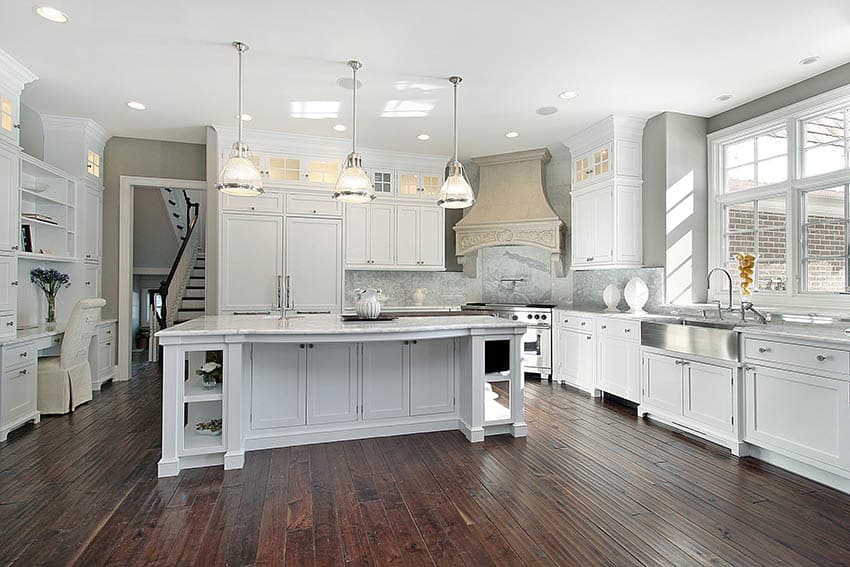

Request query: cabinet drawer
[
  {"left": 97, "top": 324, "right": 114, "bottom": 341},
  {"left": 221, "top": 192, "right": 284, "bottom": 213},
  {"left": 744, "top": 337, "right": 849, "bottom": 375},
  {"left": 4, "top": 343, "right": 37, "bottom": 369},
  {"left": 3, "top": 363, "right": 36, "bottom": 423},
  {"left": 558, "top": 313, "right": 594, "bottom": 332},
  {"left": 286, "top": 193, "right": 342, "bottom": 217},
  {"left": 597, "top": 318, "right": 640, "bottom": 341},
  {"left": 0, "top": 314, "right": 16, "bottom": 337}
]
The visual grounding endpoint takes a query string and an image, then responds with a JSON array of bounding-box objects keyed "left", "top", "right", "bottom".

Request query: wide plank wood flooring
[{"left": 1, "top": 361, "right": 849, "bottom": 566}]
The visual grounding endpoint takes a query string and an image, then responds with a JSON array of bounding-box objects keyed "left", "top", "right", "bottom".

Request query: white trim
[{"left": 118, "top": 176, "right": 206, "bottom": 382}]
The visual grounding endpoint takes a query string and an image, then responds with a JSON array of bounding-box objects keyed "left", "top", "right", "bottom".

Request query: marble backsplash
[
  {"left": 571, "top": 267, "right": 666, "bottom": 311},
  {"left": 344, "top": 270, "right": 469, "bottom": 308}
]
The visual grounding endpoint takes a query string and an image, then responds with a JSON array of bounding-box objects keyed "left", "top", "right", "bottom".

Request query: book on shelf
[{"left": 20, "top": 225, "right": 32, "bottom": 252}]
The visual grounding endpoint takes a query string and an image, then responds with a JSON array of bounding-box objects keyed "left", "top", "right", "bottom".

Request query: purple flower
[{"left": 30, "top": 268, "right": 71, "bottom": 297}]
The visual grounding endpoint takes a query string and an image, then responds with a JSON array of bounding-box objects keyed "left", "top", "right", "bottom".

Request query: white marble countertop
[
  {"left": 157, "top": 314, "right": 526, "bottom": 338},
  {"left": 0, "top": 318, "right": 117, "bottom": 346},
  {"left": 342, "top": 305, "right": 461, "bottom": 313}
]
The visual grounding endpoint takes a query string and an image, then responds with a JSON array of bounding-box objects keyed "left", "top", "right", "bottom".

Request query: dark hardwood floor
[{"left": 1, "top": 362, "right": 849, "bottom": 566}]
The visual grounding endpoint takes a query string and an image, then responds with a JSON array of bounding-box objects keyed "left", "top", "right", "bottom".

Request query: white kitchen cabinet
[
  {"left": 93, "top": 322, "right": 116, "bottom": 390},
  {"left": 0, "top": 254, "right": 17, "bottom": 313},
  {"left": 684, "top": 361, "right": 734, "bottom": 435},
  {"left": 361, "top": 341, "right": 409, "bottom": 420},
  {"left": 344, "top": 203, "right": 395, "bottom": 268},
  {"left": 397, "top": 171, "right": 442, "bottom": 198},
  {"left": 1, "top": 363, "right": 37, "bottom": 432},
  {"left": 41, "top": 116, "right": 109, "bottom": 182},
  {"left": 566, "top": 115, "right": 643, "bottom": 192},
  {"left": 0, "top": 143, "right": 20, "bottom": 253},
  {"left": 285, "top": 193, "right": 342, "bottom": 217},
  {"left": 368, "top": 169, "right": 395, "bottom": 195},
  {"left": 82, "top": 264, "right": 100, "bottom": 298},
  {"left": 220, "top": 212, "right": 283, "bottom": 313},
  {"left": 597, "top": 318, "right": 640, "bottom": 402},
  {"left": 285, "top": 216, "right": 341, "bottom": 312},
  {"left": 554, "top": 327, "right": 596, "bottom": 392},
  {"left": 744, "top": 364, "right": 850, "bottom": 472},
  {"left": 306, "top": 343, "right": 357, "bottom": 425},
  {"left": 395, "top": 204, "right": 445, "bottom": 268},
  {"left": 641, "top": 352, "right": 683, "bottom": 415},
  {"left": 410, "top": 338, "right": 455, "bottom": 416},
  {"left": 0, "top": 92, "right": 19, "bottom": 147},
  {"left": 251, "top": 343, "right": 307, "bottom": 429},
  {"left": 571, "top": 180, "right": 641, "bottom": 270},
  {"left": 220, "top": 192, "right": 284, "bottom": 213},
  {"left": 82, "top": 184, "right": 101, "bottom": 263}
]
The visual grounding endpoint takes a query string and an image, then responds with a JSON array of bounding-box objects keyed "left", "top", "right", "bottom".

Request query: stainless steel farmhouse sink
[{"left": 641, "top": 317, "right": 741, "bottom": 362}]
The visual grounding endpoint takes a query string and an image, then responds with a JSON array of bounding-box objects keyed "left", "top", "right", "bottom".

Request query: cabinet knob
[
  {"left": 624, "top": 328, "right": 631, "bottom": 333},
  {"left": 580, "top": 321, "right": 586, "bottom": 326},
  {"left": 11, "top": 245, "right": 19, "bottom": 251},
  {"left": 816, "top": 354, "right": 828, "bottom": 362},
  {"left": 19, "top": 369, "right": 27, "bottom": 375},
  {"left": 250, "top": 206, "right": 256, "bottom": 211},
  {"left": 312, "top": 210, "right": 317, "bottom": 214},
  {"left": 85, "top": 254, "right": 92, "bottom": 258},
  {"left": 308, "top": 344, "right": 314, "bottom": 349},
  {"left": 19, "top": 352, "right": 27, "bottom": 357},
  {"left": 564, "top": 319, "right": 569, "bottom": 323},
  {"left": 10, "top": 281, "right": 18, "bottom": 286},
  {"left": 586, "top": 257, "right": 594, "bottom": 262},
  {"left": 299, "top": 344, "right": 305, "bottom": 349},
  {"left": 757, "top": 347, "right": 770, "bottom": 354},
  {"left": 6, "top": 321, "right": 14, "bottom": 327},
  {"left": 601, "top": 324, "right": 607, "bottom": 330},
  {"left": 585, "top": 335, "right": 591, "bottom": 341},
  {"left": 85, "top": 281, "right": 91, "bottom": 286}
]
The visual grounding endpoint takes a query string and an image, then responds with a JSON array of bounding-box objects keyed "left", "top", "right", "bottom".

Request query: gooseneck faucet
[{"left": 707, "top": 267, "right": 734, "bottom": 319}]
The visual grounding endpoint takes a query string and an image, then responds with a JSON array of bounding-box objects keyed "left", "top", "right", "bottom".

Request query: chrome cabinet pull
[
  {"left": 10, "top": 281, "right": 17, "bottom": 286},
  {"left": 601, "top": 324, "right": 607, "bottom": 330},
  {"left": 624, "top": 328, "right": 631, "bottom": 333},
  {"left": 6, "top": 321, "right": 14, "bottom": 327},
  {"left": 757, "top": 347, "right": 770, "bottom": 354},
  {"left": 19, "top": 369, "right": 27, "bottom": 375},
  {"left": 586, "top": 256, "right": 594, "bottom": 262},
  {"left": 816, "top": 354, "right": 828, "bottom": 362}
]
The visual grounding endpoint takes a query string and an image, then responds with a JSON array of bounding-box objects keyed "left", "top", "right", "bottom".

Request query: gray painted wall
[
  {"left": 708, "top": 62, "right": 850, "bottom": 133},
  {"left": 19, "top": 103, "right": 43, "bottom": 159},
  {"left": 132, "top": 188, "right": 179, "bottom": 270},
  {"left": 642, "top": 114, "right": 666, "bottom": 268},
  {"left": 102, "top": 137, "right": 206, "bottom": 319}
]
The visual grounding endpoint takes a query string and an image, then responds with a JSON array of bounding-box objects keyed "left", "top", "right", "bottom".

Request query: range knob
[
  {"left": 541, "top": 314, "right": 547, "bottom": 320},
  {"left": 511, "top": 315, "right": 518, "bottom": 320},
  {"left": 527, "top": 314, "right": 533, "bottom": 319},
  {"left": 534, "top": 314, "right": 540, "bottom": 320}
]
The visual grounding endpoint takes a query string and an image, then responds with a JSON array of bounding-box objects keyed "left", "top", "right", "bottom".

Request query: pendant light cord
[
  {"left": 234, "top": 42, "right": 248, "bottom": 157},
  {"left": 348, "top": 60, "right": 361, "bottom": 155},
  {"left": 453, "top": 79, "right": 458, "bottom": 161}
]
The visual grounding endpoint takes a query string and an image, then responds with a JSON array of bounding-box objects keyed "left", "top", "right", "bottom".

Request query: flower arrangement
[
  {"left": 195, "top": 361, "right": 222, "bottom": 390},
  {"left": 30, "top": 268, "right": 70, "bottom": 328},
  {"left": 734, "top": 253, "right": 756, "bottom": 298},
  {"left": 195, "top": 418, "right": 222, "bottom": 435}
]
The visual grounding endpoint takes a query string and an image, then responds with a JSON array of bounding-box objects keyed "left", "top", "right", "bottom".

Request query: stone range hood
[{"left": 454, "top": 148, "right": 566, "bottom": 278}]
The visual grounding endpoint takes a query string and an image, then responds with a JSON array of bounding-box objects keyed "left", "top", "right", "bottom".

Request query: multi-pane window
[
  {"left": 802, "top": 108, "right": 849, "bottom": 178},
  {"left": 723, "top": 128, "right": 787, "bottom": 192},
  {"left": 723, "top": 196, "right": 788, "bottom": 293},
  {"left": 0, "top": 96, "right": 11, "bottom": 133},
  {"left": 373, "top": 171, "right": 392, "bottom": 193},
  {"left": 802, "top": 185, "right": 848, "bottom": 293}
]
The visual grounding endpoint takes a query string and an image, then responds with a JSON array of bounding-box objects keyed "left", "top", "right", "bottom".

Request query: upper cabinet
[
  {"left": 564, "top": 115, "right": 645, "bottom": 270},
  {"left": 0, "top": 50, "right": 37, "bottom": 148},
  {"left": 397, "top": 171, "right": 442, "bottom": 199},
  {"left": 0, "top": 143, "right": 20, "bottom": 253},
  {"left": 40, "top": 115, "right": 109, "bottom": 183}
]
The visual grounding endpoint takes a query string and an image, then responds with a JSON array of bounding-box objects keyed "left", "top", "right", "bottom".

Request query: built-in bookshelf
[{"left": 19, "top": 154, "right": 76, "bottom": 262}]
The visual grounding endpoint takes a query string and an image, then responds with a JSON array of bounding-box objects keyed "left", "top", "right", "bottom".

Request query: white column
[
  {"left": 223, "top": 339, "right": 245, "bottom": 470},
  {"left": 510, "top": 328, "right": 528, "bottom": 438},
  {"left": 157, "top": 342, "right": 181, "bottom": 477}
]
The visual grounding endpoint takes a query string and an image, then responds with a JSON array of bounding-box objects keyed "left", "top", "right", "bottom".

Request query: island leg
[
  {"left": 510, "top": 328, "right": 528, "bottom": 438},
  {"left": 223, "top": 341, "right": 245, "bottom": 470},
  {"left": 158, "top": 344, "right": 181, "bottom": 477}
]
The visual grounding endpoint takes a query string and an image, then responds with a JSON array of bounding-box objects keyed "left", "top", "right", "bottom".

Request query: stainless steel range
[{"left": 462, "top": 303, "right": 554, "bottom": 379}]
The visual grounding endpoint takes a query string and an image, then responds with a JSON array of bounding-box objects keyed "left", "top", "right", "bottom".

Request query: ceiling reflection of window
[
  {"left": 381, "top": 100, "right": 435, "bottom": 118},
  {"left": 290, "top": 101, "right": 341, "bottom": 119}
]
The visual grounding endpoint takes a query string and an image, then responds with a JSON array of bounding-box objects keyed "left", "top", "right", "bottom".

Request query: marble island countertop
[{"left": 156, "top": 313, "right": 526, "bottom": 338}]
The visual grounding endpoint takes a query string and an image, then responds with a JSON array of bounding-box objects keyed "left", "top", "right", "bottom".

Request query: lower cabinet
[
  {"left": 744, "top": 364, "right": 850, "bottom": 472},
  {"left": 598, "top": 336, "right": 640, "bottom": 402},
  {"left": 251, "top": 343, "right": 307, "bottom": 429},
  {"left": 641, "top": 351, "right": 734, "bottom": 439},
  {"left": 361, "top": 342, "right": 409, "bottom": 420},
  {"left": 1, "top": 363, "right": 37, "bottom": 428},
  {"left": 305, "top": 343, "right": 358, "bottom": 425},
  {"left": 410, "top": 338, "right": 454, "bottom": 415},
  {"left": 554, "top": 328, "right": 595, "bottom": 391}
]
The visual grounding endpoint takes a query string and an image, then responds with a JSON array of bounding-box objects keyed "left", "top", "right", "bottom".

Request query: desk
[{"left": 0, "top": 319, "right": 118, "bottom": 441}]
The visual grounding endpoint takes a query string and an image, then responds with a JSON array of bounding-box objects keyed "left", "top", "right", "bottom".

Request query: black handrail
[{"left": 158, "top": 191, "right": 200, "bottom": 327}]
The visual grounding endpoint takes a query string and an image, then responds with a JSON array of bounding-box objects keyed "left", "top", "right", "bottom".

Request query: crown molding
[
  {"left": 41, "top": 114, "right": 111, "bottom": 146},
  {"left": 0, "top": 49, "right": 37, "bottom": 92}
]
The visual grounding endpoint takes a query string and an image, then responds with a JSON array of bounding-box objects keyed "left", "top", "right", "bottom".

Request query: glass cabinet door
[
  {"left": 421, "top": 174, "right": 441, "bottom": 196},
  {"left": 0, "top": 96, "right": 14, "bottom": 141},
  {"left": 371, "top": 170, "right": 394, "bottom": 194},
  {"left": 398, "top": 172, "right": 420, "bottom": 196},
  {"left": 593, "top": 146, "right": 610, "bottom": 176},
  {"left": 87, "top": 149, "right": 101, "bottom": 179},
  {"left": 306, "top": 160, "right": 339, "bottom": 185},
  {"left": 268, "top": 156, "right": 301, "bottom": 182},
  {"left": 574, "top": 156, "right": 590, "bottom": 183}
]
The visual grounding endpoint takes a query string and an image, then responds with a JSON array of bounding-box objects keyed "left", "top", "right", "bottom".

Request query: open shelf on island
[
  {"left": 182, "top": 423, "right": 224, "bottom": 455},
  {"left": 184, "top": 377, "right": 223, "bottom": 402}
]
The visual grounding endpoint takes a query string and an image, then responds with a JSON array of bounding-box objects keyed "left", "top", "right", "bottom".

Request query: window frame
[{"left": 708, "top": 83, "right": 850, "bottom": 311}]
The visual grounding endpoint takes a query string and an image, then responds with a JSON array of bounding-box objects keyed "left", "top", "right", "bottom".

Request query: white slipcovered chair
[{"left": 37, "top": 298, "right": 106, "bottom": 414}]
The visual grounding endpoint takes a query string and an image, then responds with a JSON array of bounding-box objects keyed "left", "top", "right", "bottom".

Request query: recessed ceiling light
[
  {"left": 416, "top": 133, "right": 431, "bottom": 141},
  {"left": 799, "top": 56, "right": 821, "bottom": 65},
  {"left": 34, "top": 6, "right": 69, "bottom": 22},
  {"left": 537, "top": 106, "right": 558, "bottom": 116},
  {"left": 558, "top": 90, "right": 578, "bottom": 100},
  {"left": 127, "top": 101, "right": 146, "bottom": 110},
  {"left": 715, "top": 94, "right": 733, "bottom": 102},
  {"left": 505, "top": 131, "right": 520, "bottom": 139},
  {"left": 332, "top": 124, "right": 347, "bottom": 132}
]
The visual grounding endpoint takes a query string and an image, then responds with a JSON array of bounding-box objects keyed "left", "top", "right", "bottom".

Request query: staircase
[{"left": 175, "top": 252, "right": 206, "bottom": 323}]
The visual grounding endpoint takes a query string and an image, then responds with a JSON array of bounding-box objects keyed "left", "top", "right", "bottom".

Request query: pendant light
[
  {"left": 216, "top": 41, "right": 263, "bottom": 196},
  {"left": 438, "top": 76, "right": 475, "bottom": 209},
  {"left": 333, "top": 60, "right": 375, "bottom": 204}
]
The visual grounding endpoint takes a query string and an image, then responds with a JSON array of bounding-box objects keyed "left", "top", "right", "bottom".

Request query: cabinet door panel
[
  {"left": 598, "top": 337, "right": 639, "bottom": 402},
  {"left": 344, "top": 204, "right": 369, "bottom": 266},
  {"left": 0, "top": 255, "right": 16, "bottom": 312},
  {"left": 395, "top": 205, "right": 418, "bottom": 267},
  {"left": 83, "top": 265, "right": 100, "bottom": 298},
  {"left": 306, "top": 344, "right": 357, "bottom": 425},
  {"left": 362, "top": 342, "right": 409, "bottom": 420},
  {"left": 418, "top": 206, "right": 443, "bottom": 267},
  {"left": 3, "top": 364, "right": 36, "bottom": 424},
  {"left": 251, "top": 344, "right": 306, "bottom": 429},
  {"left": 0, "top": 145, "right": 19, "bottom": 253},
  {"left": 286, "top": 217, "right": 341, "bottom": 312},
  {"left": 642, "top": 353, "right": 682, "bottom": 415},
  {"left": 615, "top": 183, "right": 641, "bottom": 264},
  {"left": 410, "top": 339, "right": 454, "bottom": 415},
  {"left": 557, "top": 329, "right": 582, "bottom": 386},
  {"left": 591, "top": 187, "right": 614, "bottom": 262},
  {"left": 221, "top": 213, "right": 283, "bottom": 312},
  {"left": 684, "top": 361, "right": 733, "bottom": 434},
  {"left": 83, "top": 185, "right": 102, "bottom": 263},
  {"left": 369, "top": 203, "right": 396, "bottom": 266},
  {"left": 745, "top": 366, "right": 850, "bottom": 470},
  {"left": 571, "top": 192, "right": 593, "bottom": 263}
]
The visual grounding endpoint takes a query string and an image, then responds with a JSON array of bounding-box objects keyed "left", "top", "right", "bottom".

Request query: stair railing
[{"left": 158, "top": 191, "right": 201, "bottom": 328}]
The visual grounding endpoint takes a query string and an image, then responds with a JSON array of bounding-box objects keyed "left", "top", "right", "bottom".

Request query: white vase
[
  {"left": 602, "top": 284, "right": 620, "bottom": 312},
  {"left": 412, "top": 287, "right": 428, "bottom": 307},
  {"left": 354, "top": 288, "right": 382, "bottom": 320},
  {"left": 624, "top": 277, "right": 649, "bottom": 314}
]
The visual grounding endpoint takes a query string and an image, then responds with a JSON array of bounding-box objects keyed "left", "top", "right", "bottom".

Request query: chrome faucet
[
  {"left": 741, "top": 301, "right": 768, "bottom": 324},
  {"left": 707, "top": 267, "right": 733, "bottom": 319}
]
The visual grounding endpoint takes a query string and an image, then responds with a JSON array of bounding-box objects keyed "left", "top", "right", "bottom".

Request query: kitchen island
[{"left": 156, "top": 314, "right": 527, "bottom": 477}]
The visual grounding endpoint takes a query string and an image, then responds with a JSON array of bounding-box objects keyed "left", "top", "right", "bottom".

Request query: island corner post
[{"left": 157, "top": 316, "right": 527, "bottom": 477}]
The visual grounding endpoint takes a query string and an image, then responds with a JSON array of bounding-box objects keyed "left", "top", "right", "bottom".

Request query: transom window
[
  {"left": 802, "top": 108, "right": 849, "bottom": 178},
  {"left": 801, "top": 185, "right": 849, "bottom": 293},
  {"left": 723, "top": 128, "right": 787, "bottom": 192}
]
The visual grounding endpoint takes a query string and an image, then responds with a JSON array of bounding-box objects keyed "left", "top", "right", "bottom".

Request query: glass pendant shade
[
  {"left": 334, "top": 153, "right": 375, "bottom": 203},
  {"left": 438, "top": 160, "right": 475, "bottom": 208},
  {"left": 218, "top": 144, "right": 264, "bottom": 196}
]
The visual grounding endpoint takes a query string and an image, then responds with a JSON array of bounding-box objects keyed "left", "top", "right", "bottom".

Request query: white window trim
[{"left": 708, "top": 83, "right": 850, "bottom": 313}]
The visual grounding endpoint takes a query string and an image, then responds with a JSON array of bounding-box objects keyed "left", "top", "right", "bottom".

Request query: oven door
[{"left": 522, "top": 326, "right": 551, "bottom": 371}]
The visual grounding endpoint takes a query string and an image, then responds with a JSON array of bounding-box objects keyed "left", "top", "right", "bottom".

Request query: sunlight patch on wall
[{"left": 666, "top": 170, "right": 695, "bottom": 304}]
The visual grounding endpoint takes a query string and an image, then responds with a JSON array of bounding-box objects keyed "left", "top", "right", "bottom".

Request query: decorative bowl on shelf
[{"left": 196, "top": 419, "right": 222, "bottom": 436}]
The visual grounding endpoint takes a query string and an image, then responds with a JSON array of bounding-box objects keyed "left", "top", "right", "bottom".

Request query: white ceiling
[{"left": 4, "top": 0, "right": 850, "bottom": 158}]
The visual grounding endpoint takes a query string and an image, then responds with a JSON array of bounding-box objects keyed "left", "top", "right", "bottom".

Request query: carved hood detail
[{"left": 453, "top": 148, "right": 566, "bottom": 276}]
